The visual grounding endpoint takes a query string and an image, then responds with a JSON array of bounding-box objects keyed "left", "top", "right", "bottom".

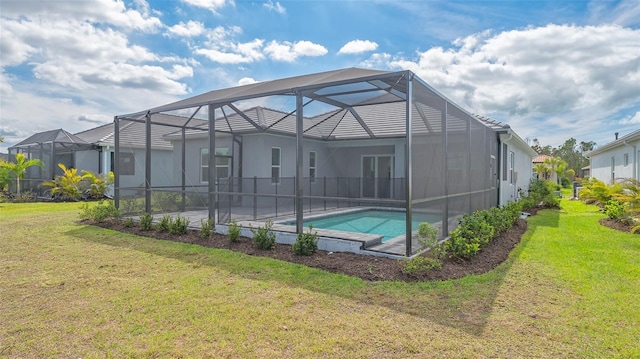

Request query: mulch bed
[
  {"left": 91, "top": 217, "right": 529, "bottom": 282},
  {"left": 599, "top": 218, "right": 638, "bottom": 233}
]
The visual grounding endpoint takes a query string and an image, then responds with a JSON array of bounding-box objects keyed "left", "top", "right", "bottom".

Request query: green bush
[
  {"left": 122, "top": 217, "right": 135, "bottom": 228},
  {"left": 228, "top": 220, "right": 241, "bottom": 242},
  {"left": 169, "top": 215, "right": 190, "bottom": 235},
  {"left": 79, "top": 200, "right": 121, "bottom": 223},
  {"left": 416, "top": 222, "right": 445, "bottom": 266},
  {"left": 402, "top": 256, "right": 442, "bottom": 276},
  {"left": 200, "top": 218, "right": 215, "bottom": 238},
  {"left": 445, "top": 227, "right": 482, "bottom": 259},
  {"left": 139, "top": 212, "right": 154, "bottom": 231},
  {"left": 293, "top": 226, "right": 318, "bottom": 256},
  {"left": 251, "top": 220, "right": 276, "bottom": 250},
  {"left": 604, "top": 200, "right": 626, "bottom": 221},
  {"left": 156, "top": 214, "right": 172, "bottom": 233}
]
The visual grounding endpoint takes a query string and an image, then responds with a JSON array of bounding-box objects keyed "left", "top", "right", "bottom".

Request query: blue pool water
[{"left": 285, "top": 210, "right": 440, "bottom": 242}]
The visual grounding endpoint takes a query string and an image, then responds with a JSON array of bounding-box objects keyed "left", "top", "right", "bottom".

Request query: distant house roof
[
  {"left": 533, "top": 154, "right": 552, "bottom": 163},
  {"left": 585, "top": 128, "right": 640, "bottom": 157},
  {"left": 10, "top": 128, "right": 93, "bottom": 150},
  {"left": 75, "top": 115, "right": 207, "bottom": 150}
]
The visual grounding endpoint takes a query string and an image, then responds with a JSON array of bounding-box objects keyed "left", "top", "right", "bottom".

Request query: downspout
[{"left": 623, "top": 140, "right": 637, "bottom": 180}]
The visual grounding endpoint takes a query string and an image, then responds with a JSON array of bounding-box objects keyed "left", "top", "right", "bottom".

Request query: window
[
  {"left": 119, "top": 152, "right": 135, "bottom": 175},
  {"left": 611, "top": 157, "right": 615, "bottom": 182},
  {"left": 624, "top": 153, "right": 629, "bottom": 167},
  {"left": 215, "top": 148, "right": 230, "bottom": 179},
  {"left": 201, "top": 147, "right": 230, "bottom": 183},
  {"left": 271, "top": 147, "right": 281, "bottom": 184},
  {"left": 309, "top": 151, "right": 316, "bottom": 183},
  {"left": 201, "top": 148, "right": 209, "bottom": 183},
  {"left": 502, "top": 143, "right": 508, "bottom": 180},
  {"left": 509, "top": 151, "right": 515, "bottom": 184}
]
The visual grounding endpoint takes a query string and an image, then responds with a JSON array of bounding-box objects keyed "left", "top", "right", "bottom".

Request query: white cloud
[
  {"left": 360, "top": 53, "right": 392, "bottom": 68},
  {"left": 195, "top": 38, "right": 264, "bottom": 64},
  {"left": 1, "top": 18, "right": 192, "bottom": 94},
  {"left": 264, "top": 40, "right": 328, "bottom": 62},
  {"left": 619, "top": 111, "right": 640, "bottom": 125},
  {"left": 263, "top": 0, "right": 286, "bottom": 14},
  {"left": 0, "top": 0, "right": 162, "bottom": 32},
  {"left": 389, "top": 24, "right": 640, "bottom": 118},
  {"left": 182, "top": 0, "right": 230, "bottom": 14},
  {"left": 167, "top": 21, "right": 206, "bottom": 37},
  {"left": 238, "top": 77, "right": 258, "bottom": 86},
  {"left": 338, "top": 40, "right": 379, "bottom": 54}
]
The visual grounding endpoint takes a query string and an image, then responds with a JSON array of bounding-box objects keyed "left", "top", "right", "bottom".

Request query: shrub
[
  {"left": 228, "top": 220, "right": 241, "bottom": 242},
  {"left": 79, "top": 200, "right": 121, "bottom": 223},
  {"left": 445, "top": 227, "right": 482, "bottom": 259},
  {"left": 122, "top": 217, "right": 135, "bottom": 228},
  {"left": 200, "top": 218, "right": 215, "bottom": 238},
  {"left": 156, "top": 214, "right": 172, "bottom": 233},
  {"left": 251, "top": 220, "right": 276, "bottom": 250},
  {"left": 139, "top": 212, "right": 154, "bottom": 231},
  {"left": 169, "top": 215, "right": 190, "bottom": 235},
  {"left": 43, "top": 164, "right": 84, "bottom": 201},
  {"left": 416, "top": 222, "right": 445, "bottom": 265},
  {"left": 604, "top": 200, "right": 627, "bottom": 221},
  {"left": 293, "top": 226, "right": 318, "bottom": 256},
  {"left": 444, "top": 211, "right": 495, "bottom": 260},
  {"left": 81, "top": 170, "right": 114, "bottom": 199},
  {"left": 402, "top": 256, "right": 442, "bottom": 276}
]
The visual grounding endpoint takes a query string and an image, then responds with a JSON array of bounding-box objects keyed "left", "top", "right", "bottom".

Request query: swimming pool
[{"left": 284, "top": 209, "right": 440, "bottom": 242}]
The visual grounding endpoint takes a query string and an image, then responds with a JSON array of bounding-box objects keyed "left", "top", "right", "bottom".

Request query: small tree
[
  {"left": 82, "top": 170, "right": 114, "bottom": 199},
  {"left": 42, "top": 164, "right": 83, "bottom": 200},
  {"left": 1, "top": 153, "right": 43, "bottom": 196}
]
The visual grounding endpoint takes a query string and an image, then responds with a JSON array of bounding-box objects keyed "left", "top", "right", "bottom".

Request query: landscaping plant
[
  {"left": 200, "top": 218, "right": 215, "bottom": 238},
  {"left": 251, "top": 219, "right": 276, "bottom": 249},
  {"left": 81, "top": 170, "right": 114, "bottom": 199},
  {"left": 169, "top": 215, "right": 190, "bottom": 235},
  {"left": 228, "top": 220, "right": 241, "bottom": 242},
  {"left": 43, "top": 164, "right": 83, "bottom": 200},
  {"left": 292, "top": 225, "right": 318, "bottom": 256},
  {"left": 1, "top": 153, "right": 43, "bottom": 197},
  {"left": 139, "top": 212, "right": 154, "bottom": 231},
  {"left": 156, "top": 214, "right": 172, "bottom": 233}
]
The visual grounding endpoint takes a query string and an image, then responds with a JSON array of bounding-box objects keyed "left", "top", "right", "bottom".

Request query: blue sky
[{"left": 1, "top": 0, "right": 639, "bottom": 153}]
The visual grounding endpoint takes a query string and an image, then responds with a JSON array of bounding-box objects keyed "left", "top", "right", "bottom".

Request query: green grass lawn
[{"left": 1, "top": 200, "right": 638, "bottom": 357}]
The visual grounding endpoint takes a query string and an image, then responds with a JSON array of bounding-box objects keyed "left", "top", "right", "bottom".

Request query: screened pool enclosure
[{"left": 114, "top": 68, "right": 502, "bottom": 256}]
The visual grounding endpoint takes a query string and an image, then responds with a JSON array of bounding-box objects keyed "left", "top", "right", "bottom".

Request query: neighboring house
[
  {"left": 476, "top": 116, "right": 537, "bottom": 204},
  {"left": 7, "top": 129, "right": 100, "bottom": 194},
  {"left": 532, "top": 154, "right": 552, "bottom": 180},
  {"left": 75, "top": 115, "right": 203, "bottom": 196},
  {"left": 115, "top": 67, "right": 535, "bottom": 255},
  {"left": 585, "top": 129, "right": 640, "bottom": 183}
]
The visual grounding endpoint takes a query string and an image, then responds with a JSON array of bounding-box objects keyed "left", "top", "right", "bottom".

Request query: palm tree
[
  {"left": 533, "top": 163, "right": 549, "bottom": 180},
  {"left": 544, "top": 156, "right": 564, "bottom": 185},
  {"left": 1, "top": 153, "right": 43, "bottom": 197}
]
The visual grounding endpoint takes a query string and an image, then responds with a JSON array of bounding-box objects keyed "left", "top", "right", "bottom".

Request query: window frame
[
  {"left": 271, "top": 147, "right": 281, "bottom": 184},
  {"left": 119, "top": 152, "right": 135, "bottom": 176},
  {"left": 201, "top": 147, "right": 231, "bottom": 183},
  {"left": 509, "top": 151, "right": 515, "bottom": 184},
  {"left": 309, "top": 151, "right": 317, "bottom": 183}
]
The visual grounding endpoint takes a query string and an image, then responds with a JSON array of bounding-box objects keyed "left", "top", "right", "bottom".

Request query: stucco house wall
[{"left": 587, "top": 130, "right": 640, "bottom": 183}]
